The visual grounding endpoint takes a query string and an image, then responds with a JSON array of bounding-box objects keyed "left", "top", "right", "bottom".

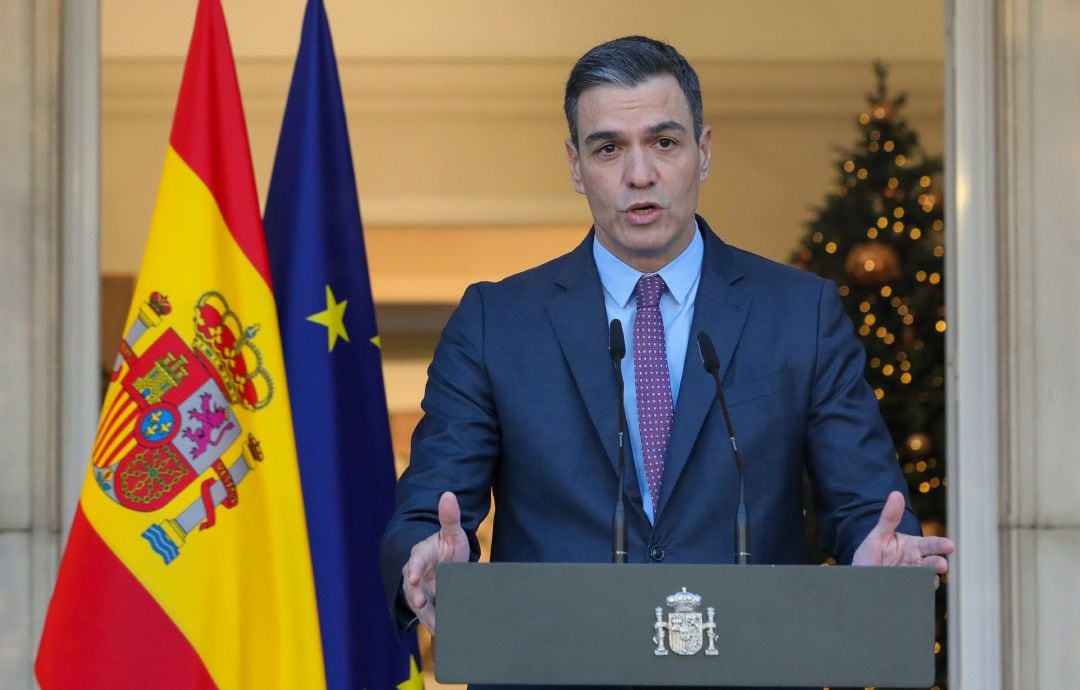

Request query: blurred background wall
[{"left": 98, "top": 0, "right": 945, "bottom": 414}]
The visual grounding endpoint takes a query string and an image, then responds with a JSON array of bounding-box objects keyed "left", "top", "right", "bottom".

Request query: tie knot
[{"left": 635, "top": 274, "right": 666, "bottom": 308}]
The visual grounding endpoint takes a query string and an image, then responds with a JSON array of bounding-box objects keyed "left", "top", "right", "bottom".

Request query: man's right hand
[{"left": 401, "top": 491, "right": 471, "bottom": 633}]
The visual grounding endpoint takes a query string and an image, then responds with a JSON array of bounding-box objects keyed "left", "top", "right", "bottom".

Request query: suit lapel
[
  {"left": 545, "top": 232, "right": 622, "bottom": 476},
  {"left": 657, "top": 221, "right": 751, "bottom": 516}
]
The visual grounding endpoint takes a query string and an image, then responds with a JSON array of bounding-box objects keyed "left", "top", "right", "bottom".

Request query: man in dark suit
[{"left": 380, "top": 35, "right": 954, "bottom": 636}]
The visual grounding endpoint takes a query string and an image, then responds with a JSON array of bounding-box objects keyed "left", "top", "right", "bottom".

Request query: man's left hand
[{"left": 852, "top": 490, "right": 956, "bottom": 586}]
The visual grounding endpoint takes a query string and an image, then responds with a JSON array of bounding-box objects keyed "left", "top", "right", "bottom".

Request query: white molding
[
  {"left": 58, "top": 0, "right": 100, "bottom": 547},
  {"left": 1000, "top": 0, "right": 1038, "bottom": 532},
  {"left": 999, "top": 0, "right": 1037, "bottom": 684},
  {"left": 946, "top": 0, "right": 1004, "bottom": 688},
  {"left": 101, "top": 57, "right": 945, "bottom": 120},
  {"left": 27, "top": 0, "right": 64, "bottom": 665}
]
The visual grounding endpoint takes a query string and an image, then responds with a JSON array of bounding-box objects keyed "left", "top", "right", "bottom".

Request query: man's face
[{"left": 565, "top": 74, "right": 712, "bottom": 273}]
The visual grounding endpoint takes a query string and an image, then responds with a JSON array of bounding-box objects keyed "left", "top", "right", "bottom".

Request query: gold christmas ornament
[
  {"left": 844, "top": 241, "right": 901, "bottom": 287},
  {"left": 919, "top": 186, "right": 945, "bottom": 212},
  {"left": 906, "top": 432, "right": 932, "bottom": 458},
  {"left": 869, "top": 101, "right": 896, "bottom": 122}
]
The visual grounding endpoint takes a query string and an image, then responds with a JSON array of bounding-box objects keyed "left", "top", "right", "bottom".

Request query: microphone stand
[
  {"left": 697, "top": 332, "right": 751, "bottom": 565},
  {"left": 610, "top": 319, "right": 629, "bottom": 564}
]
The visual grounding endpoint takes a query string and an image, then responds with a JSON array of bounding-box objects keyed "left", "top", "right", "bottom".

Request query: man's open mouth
[{"left": 627, "top": 203, "right": 659, "bottom": 216}]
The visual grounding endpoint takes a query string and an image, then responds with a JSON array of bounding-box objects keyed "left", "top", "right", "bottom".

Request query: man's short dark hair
[{"left": 564, "top": 35, "right": 704, "bottom": 148}]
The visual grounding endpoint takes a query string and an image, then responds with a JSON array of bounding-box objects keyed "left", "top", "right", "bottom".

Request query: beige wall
[
  {"left": 101, "top": 2, "right": 945, "bottom": 286},
  {"left": 101, "top": 58, "right": 944, "bottom": 279},
  {"left": 102, "top": 1, "right": 946, "bottom": 61},
  {"left": 100, "top": 3, "right": 945, "bottom": 412},
  {"left": 101, "top": 3, "right": 944, "bottom": 413}
]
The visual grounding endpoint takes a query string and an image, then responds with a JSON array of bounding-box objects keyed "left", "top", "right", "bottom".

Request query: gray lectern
[{"left": 436, "top": 563, "right": 935, "bottom": 687}]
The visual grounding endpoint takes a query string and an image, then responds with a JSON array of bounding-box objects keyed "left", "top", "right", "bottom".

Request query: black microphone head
[
  {"left": 697, "top": 331, "right": 721, "bottom": 374},
  {"left": 609, "top": 319, "right": 626, "bottom": 361}
]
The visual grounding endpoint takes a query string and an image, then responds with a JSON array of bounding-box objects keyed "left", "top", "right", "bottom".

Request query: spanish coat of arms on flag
[{"left": 36, "top": 1, "right": 326, "bottom": 687}]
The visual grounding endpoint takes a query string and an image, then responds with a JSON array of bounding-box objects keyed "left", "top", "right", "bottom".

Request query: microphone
[
  {"left": 609, "top": 319, "right": 629, "bottom": 564},
  {"left": 697, "top": 331, "right": 751, "bottom": 565}
]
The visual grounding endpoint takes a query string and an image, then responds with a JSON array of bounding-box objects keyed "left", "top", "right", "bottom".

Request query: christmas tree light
[{"left": 791, "top": 62, "right": 948, "bottom": 688}]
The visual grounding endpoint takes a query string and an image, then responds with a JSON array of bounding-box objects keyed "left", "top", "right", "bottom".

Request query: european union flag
[{"left": 263, "top": 2, "right": 422, "bottom": 689}]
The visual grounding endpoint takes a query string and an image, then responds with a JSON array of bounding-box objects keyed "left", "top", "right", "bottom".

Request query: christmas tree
[{"left": 791, "top": 62, "right": 948, "bottom": 688}]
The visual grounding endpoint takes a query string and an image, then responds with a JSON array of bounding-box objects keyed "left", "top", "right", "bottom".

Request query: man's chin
[{"left": 618, "top": 238, "right": 684, "bottom": 271}]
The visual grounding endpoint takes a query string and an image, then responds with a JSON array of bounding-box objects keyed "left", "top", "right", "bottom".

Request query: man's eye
[
  {"left": 657, "top": 138, "right": 676, "bottom": 149},
  {"left": 597, "top": 144, "right": 617, "bottom": 155}
]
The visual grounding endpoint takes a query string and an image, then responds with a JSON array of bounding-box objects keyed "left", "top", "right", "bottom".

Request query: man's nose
[{"left": 624, "top": 147, "right": 656, "bottom": 188}]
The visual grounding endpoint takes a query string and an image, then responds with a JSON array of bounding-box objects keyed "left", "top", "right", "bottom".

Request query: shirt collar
[{"left": 592, "top": 223, "right": 704, "bottom": 308}]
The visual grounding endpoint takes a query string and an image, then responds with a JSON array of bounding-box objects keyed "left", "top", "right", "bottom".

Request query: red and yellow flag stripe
[{"left": 37, "top": 2, "right": 325, "bottom": 688}]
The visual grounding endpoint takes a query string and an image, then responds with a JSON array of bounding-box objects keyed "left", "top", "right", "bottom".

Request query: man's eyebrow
[
  {"left": 582, "top": 121, "right": 689, "bottom": 146},
  {"left": 648, "top": 120, "right": 688, "bottom": 135},
  {"left": 583, "top": 129, "right": 621, "bottom": 146}
]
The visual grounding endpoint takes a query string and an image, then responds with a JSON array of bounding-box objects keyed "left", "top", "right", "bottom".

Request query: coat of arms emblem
[
  {"left": 90, "top": 290, "right": 271, "bottom": 565},
  {"left": 653, "top": 587, "right": 719, "bottom": 656}
]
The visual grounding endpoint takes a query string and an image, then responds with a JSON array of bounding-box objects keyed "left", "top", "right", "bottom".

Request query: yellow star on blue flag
[
  {"left": 396, "top": 655, "right": 423, "bottom": 690},
  {"left": 264, "top": 1, "right": 423, "bottom": 687},
  {"left": 307, "top": 284, "right": 349, "bottom": 352}
]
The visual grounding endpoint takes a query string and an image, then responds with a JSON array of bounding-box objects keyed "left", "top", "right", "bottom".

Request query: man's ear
[
  {"left": 565, "top": 138, "right": 585, "bottom": 194},
  {"left": 698, "top": 125, "right": 713, "bottom": 183}
]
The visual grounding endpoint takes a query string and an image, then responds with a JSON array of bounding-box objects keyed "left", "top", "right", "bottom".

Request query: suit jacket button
[{"left": 649, "top": 546, "right": 665, "bottom": 561}]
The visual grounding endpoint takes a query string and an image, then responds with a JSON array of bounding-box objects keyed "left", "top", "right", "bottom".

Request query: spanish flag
[{"left": 36, "top": 1, "right": 325, "bottom": 687}]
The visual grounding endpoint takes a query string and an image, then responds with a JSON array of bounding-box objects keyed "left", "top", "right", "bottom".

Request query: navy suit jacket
[{"left": 380, "top": 217, "right": 918, "bottom": 614}]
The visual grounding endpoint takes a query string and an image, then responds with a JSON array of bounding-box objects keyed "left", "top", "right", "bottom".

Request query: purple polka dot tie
[{"left": 634, "top": 274, "right": 673, "bottom": 511}]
